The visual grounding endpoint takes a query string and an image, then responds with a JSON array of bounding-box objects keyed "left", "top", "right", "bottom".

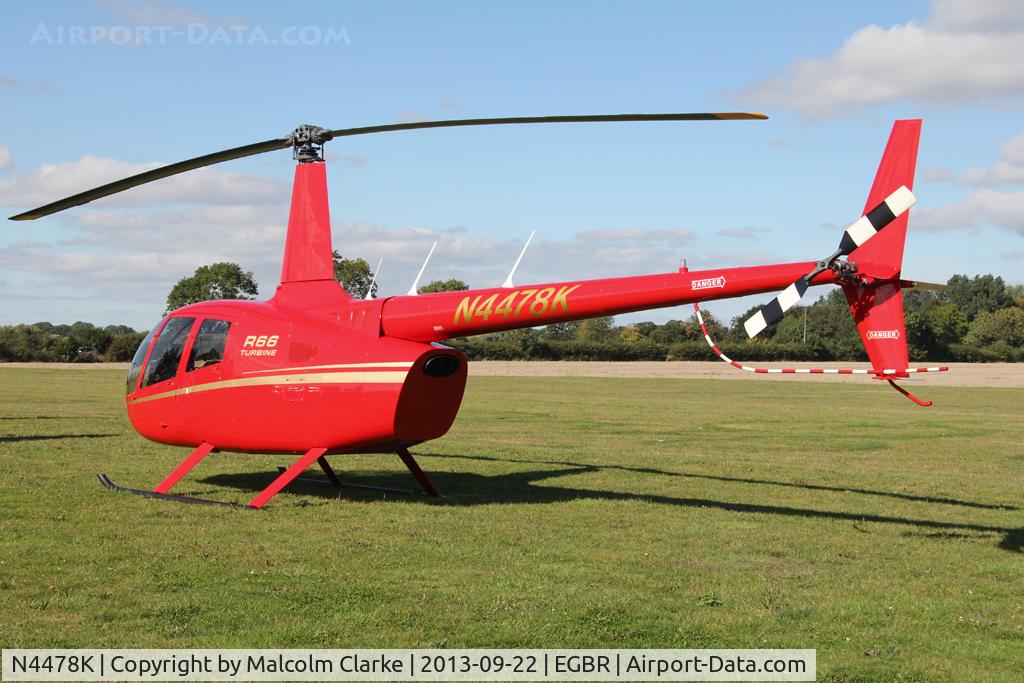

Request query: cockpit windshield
[
  {"left": 141, "top": 317, "right": 196, "bottom": 388},
  {"left": 126, "top": 324, "right": 158, "bottom": 394}
]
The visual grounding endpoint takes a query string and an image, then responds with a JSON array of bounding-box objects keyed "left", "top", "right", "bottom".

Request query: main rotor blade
[
  {"left": 9, "top": 112, "right": 766, "bottom": 221},
  {"left": 9, "top": 137, "right": 290, "bottom": 221},
  {"left": 743, "top": 186, "right": 916, "bottom": 338},
  {"left": 327, "top": 112, "right": 767, "bottom": 138}
]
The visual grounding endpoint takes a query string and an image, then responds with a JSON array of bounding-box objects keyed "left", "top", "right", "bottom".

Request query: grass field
[{"left": 1, "top": 366, "right": 1022, "bottom": 681}]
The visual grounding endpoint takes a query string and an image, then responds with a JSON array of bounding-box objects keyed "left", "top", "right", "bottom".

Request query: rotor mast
[{"left": 279, "top": 125, "right": 337, "bottom": 286}]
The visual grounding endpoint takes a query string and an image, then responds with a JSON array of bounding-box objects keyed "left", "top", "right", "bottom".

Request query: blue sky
[{"left": 1, "top": 0, "right": 1022, "bottom": 330}]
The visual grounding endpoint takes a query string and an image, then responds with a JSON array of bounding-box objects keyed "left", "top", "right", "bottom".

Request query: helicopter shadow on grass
[
  {"left": 201, "top": 452, "right": 1024, "bottom": 554},
  {"left": 0, "top": 432, "right": 119, "bottom": 443}
]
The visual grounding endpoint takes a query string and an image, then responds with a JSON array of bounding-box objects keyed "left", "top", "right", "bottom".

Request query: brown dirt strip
[{"left": 467, "top": 361, "right": 1024, "bottom": 388}]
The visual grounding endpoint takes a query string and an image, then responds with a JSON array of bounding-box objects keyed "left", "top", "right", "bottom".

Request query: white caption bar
[{"left": 3, "top": 649, "right": 815, "bottom": 681}]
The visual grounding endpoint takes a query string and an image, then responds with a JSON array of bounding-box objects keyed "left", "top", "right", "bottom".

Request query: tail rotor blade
[
  {"left": 743, "top": 275, "right": 810, "bottom": 337},
  {"left": 903, "top": 279, "right": 947, "bottom": 291},
  {"left": 744, "top": 186, "right": 915, "bottom": 339},
  {"left": 837, "top": 186, "right": 915, "bottom": 255}
]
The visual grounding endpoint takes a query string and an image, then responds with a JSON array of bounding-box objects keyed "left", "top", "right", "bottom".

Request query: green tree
[
  {"left": 927, "top": 303, "right": 968, "bottom": 354},
  {"left": 166, "top": 262, "right": 258, "bottom": 313},
  {"left": 619, "top": 325, "right": 645, "bottom": 343},
  {"left": 69, "top": 321, "right": 113, "bottom": 354},
  {"left": 332, "top": 251, "right": 377, "bottom": 298},
  {"left": 772, "top": 290, "right": 862, "bottom": 359},
  {"left": 0, "top": 324, "right": 76, "bottom": 362},
  {"left": 1008, "top": 284, "right": 1024, "bottom": 306},
  {"left": 577, "top": 316, "right": 615, "bottom": 342},
  {"left": 105, "top": 332, "right": 147, "bottom": 361},
  {"left": 631, "top": 321, "right": 657, "bottom": 338},
  {"left": 541, "top": 320, "right": 582, "bottom": 340},
  {"left": 965, "top": 307, "right": 1024, "bottom": 347},
  {"left": 686, "top": 310, "right": 726, "bottom": 341},
  {"left": 905, "top": 303, "right": 967, "bottom": 359},
  {"left": 103, "top": 324, "right": 136, "bottom": 337},
  {"left": 942, "top": 274, "right": 1012, "bottom": 321},
  {"left": 650, "top": 319, "right": 689, "bottom": 345},
  {"left": 419, "top": 278, "right": 469, "bottom": 294},
  {"left": 729, "top": 306, "right": 774, "bottom": 340}
]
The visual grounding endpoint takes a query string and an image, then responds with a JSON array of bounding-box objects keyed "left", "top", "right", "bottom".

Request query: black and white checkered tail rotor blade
[
  {"left": 743, "top": 186, "right": 916, "bottom": 339},
  {"left": 743, "top": 275, "right": 813, "bottom": 338},
  {"left": 837, "top": 185, "right": 915, "bottom": 255}
]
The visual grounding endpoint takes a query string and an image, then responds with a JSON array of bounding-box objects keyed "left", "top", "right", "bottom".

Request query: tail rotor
[
  {"left": 726, "top": 119, "right": 949, "bottom": 405},
  {"left": 743, "top": 186, "right": 916, "bottom": 338}
]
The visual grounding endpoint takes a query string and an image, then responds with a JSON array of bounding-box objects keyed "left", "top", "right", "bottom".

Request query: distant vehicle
[{"left": 74, "top": 347, "right": 99, "bottom": 362}]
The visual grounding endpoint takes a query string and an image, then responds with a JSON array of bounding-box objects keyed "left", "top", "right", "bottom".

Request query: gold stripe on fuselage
[
  {"left": 127, "top": 370, "right": 410, "bottom": 405},
  {"left": 241, "top": 361, "right": 415, "bottom": 375}
]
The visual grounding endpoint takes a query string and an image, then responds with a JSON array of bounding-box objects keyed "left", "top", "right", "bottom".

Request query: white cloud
[
  {"left": 913, "top": 129, "right": 1024, "bottom": 238},
  {"left": 98, "top": 0, "right": 221, "bottom": 26},
  {"left": 958, "top": 131, "right": 1024, "bottom": 186},
  {"left": 914, "top": 188, "right": 1024, "bottom": 236},
  {"left": 734, "top": 1, "right": 1024, "bottom": 118},
  {"left": 575, "top": 227, "right": 695, "bottom": 244},
  {"left": 0, "top": 75, "right": 53, "bottom": 93},
  {"left": 0, "top": 146, "right": 12, "bottom": 172},
  {"left": 924, "top": 167, "right": 955, "bottom": 182},
  {"left": 0, "top": 154, "right": 289, "bottom": 210},
  {"left": 929, "top": 0, "right": 1024, "bottom": 33},
  {"left": 0, "top": 195, "right": 719, "bottom": 325},
  {"left": 716, "top": 226, "right": 768, "bottom": 239},
  {"left": 396, "top": 110, "right": 430, "bottom": 124}
]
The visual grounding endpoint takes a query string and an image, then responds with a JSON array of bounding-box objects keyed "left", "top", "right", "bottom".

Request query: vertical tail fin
[{"left": 843, "top": 120, "right": 921, "bottom": 379}]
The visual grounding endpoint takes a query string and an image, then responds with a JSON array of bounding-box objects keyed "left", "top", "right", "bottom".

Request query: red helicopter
[{"left": 10, "top": 114, "right": 943, "bottom": 508}]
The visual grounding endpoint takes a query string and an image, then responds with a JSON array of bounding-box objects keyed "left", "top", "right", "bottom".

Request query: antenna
[
  {"left": 364, "top": 257, "right": 383, "bottom": 299},
  {"left": 407, "top": 241, "right": 437, "bottom": 296},
  {"left": 502, "top": 230, "right": 535, "bottom": 288}
]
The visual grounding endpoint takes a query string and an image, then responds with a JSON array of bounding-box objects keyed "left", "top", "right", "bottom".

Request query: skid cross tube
[
  {"left": 398, "top": 448, "right": 440, "bottom": 497},
  {"left": 248, "top": 447, "right": 328, "bottom": 508},
  {"left": 277, "top": 450, "right": 443, "bottom": 497},
  {"left": 316, "top": 454, "right": 342, "bottom": 486},
  {"left": 154, "top": 441, "right": 215, "bottom": 494}
]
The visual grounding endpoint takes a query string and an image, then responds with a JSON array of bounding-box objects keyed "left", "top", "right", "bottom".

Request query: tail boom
[{"left": 381, "top": 261, "right": 839, "bottom": 343}]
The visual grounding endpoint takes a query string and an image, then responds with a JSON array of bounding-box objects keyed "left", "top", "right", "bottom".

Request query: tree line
[
  {"left": 448, "top": 275, "right": 1024, "bottom": 363},
  {"left": 3, "top": 260, "right": 1020, "bottom": 363}
]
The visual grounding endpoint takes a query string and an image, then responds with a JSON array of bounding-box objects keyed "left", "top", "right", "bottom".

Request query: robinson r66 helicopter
[{"left": 10, "top": 113, "right": 944, "bottom": 508}]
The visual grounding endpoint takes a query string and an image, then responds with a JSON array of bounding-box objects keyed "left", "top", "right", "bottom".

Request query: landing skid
[
  {"left": 97, "top": 445, "right": 442, "bottom": 508},
  {"left": 277, "top": 471, "right": 446, "bottom": 498},
  {"left": 285, "top": 447, "right": 445, "bottom": 498},
  {"left": 97, "top": 474, "right": 254, "bottom": 509}
]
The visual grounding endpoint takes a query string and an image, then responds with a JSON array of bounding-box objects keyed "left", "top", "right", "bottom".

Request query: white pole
[
  {"left": 502, "top": 230, "right": 536, "bottom": 288},
  {"left": 407, "top": 241, "right": 437, "bottom": 296}
]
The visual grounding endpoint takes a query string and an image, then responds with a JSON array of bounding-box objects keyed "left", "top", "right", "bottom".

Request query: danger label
[{"left": 691, "top": 276, "right": 726, "bottom": 290}]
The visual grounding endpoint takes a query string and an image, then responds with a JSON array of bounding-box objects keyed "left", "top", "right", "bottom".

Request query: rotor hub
[{"left": 289, "top": 124, "right": 333, "bottom": 163}]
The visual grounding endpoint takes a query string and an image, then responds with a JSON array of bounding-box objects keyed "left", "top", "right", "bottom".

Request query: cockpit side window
[
  {"left": 187, "top": 319, "right": 231, "bottom": 371},
  {"left": 126, "top": 324, "right": 158, "bottom": 394},
  {"left": 141, "top": 317, "right": 195, "bottom": 387}
]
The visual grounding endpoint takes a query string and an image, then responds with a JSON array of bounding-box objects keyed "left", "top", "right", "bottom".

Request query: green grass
[{"left": 1, "top": 367, "right": 1022, "bottom": 681}]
